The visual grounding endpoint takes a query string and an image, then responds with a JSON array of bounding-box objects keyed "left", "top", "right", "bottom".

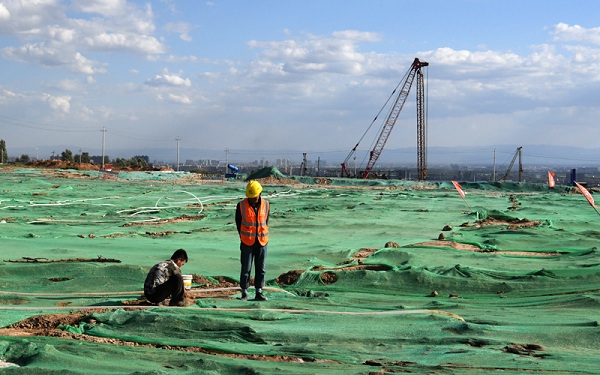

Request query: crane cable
[{"left": 344, "top": 66, "right": 412, "bottom": 168}]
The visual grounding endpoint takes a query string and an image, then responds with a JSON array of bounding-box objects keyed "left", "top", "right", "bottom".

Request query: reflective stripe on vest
[{"left": 239, "top": 198, "right": 269, "bottom": 246}]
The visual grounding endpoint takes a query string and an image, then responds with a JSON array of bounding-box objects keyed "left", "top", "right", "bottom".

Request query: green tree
[
  {"left": 113, "top": 157, "right": 128, "bottom": 168},
  {"left": 18, "top": 154, "right": 31, "bottom": 163},
  {"left": 0, "top": 139, "right": 7, "bottom": 164},
  {"left": 74, "top": 152, "right": 91, "bottom": 163},
  {"left": 61, "top": 149, "right": 74, "bottom": 162}
]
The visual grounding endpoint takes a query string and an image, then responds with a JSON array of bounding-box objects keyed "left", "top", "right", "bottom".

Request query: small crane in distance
[
  {"left": 498, "top": 146, "right": 523, "bottom": 182},
  {"left": 341, "top": 57, "right": 429, "bottom": 180}
]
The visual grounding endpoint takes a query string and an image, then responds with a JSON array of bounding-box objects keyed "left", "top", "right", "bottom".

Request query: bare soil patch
[
  {"left": 461, "top": 217, "right": 542, "bottom": 230},
  {"left": 275, "top": 247, "right": 391, "bottom": 286},
  {"left": 414, "top": 240, "right": 562, "bottom": 257},
  {"left": 122, "top": 214, "right": 207, "bottom": 227},
  {"left": 276, "top": 270, "right": 305, "bottom": 286}
]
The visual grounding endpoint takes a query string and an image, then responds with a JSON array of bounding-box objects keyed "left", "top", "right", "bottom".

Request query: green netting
[
  {"left": 1, "top": 168, "right": 599, "bottom": 374},
  {"left": 245, "top": 166, "right": 287, "bottom": 180}
]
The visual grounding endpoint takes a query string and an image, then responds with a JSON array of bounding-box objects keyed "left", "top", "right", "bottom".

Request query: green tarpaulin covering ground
[{"left": 0, "top": 167, "right": 598, "bottom": 374}]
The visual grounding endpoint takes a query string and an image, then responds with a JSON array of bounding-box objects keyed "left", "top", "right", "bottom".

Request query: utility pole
[
  {"left": 225, "top": 148, "right": 229, "bottom": 174},
  {"left": 492, "top": 149, "right": 496, "bottom": 182},
  {"left": 101, "top": 127, "right": 107, "bottom": 170},
  {"left": 176, "top": 137, "right": 181, "bottom": 171},
  {"left": 78, "top": 148, "right": 82, "bottom": 164},
  {"left": 317, "top": 156, "right": 321, "bottom": 176}
]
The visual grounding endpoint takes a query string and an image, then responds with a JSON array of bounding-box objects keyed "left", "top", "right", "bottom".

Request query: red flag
[
  {"left": 548, "top": 171, "right": 555, "bottom": 188},
  {"left": 575, "top": 182, "right": 596, "bottom": 208},
  {"left": 452, "top": 181, "right": 465, "bottom": 199}
]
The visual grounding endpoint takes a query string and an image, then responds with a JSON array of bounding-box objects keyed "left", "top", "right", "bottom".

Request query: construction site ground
[{"left": 0, "top": 167, "right": 599, "bottom": 374}]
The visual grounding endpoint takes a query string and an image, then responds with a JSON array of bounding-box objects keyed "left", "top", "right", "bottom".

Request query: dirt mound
[
  {"left": 276, "top": 270, "right": 304, "bottom": 285},
  {"left": 471, "top": 217, "right": 542, "bottom": 229},
  {"left": 275, "top": 247, "right": 389, "bottom": 286}
]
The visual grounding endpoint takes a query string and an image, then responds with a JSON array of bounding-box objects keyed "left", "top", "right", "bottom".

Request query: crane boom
[
  {"left": 341, "top": 58, "right": 429, "bottom": 179},
  {"left": 499, "top": 147, "right": 523, "bottom": 182}
]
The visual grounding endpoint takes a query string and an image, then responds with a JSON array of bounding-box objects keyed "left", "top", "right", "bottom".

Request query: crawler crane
[
  {"left": 498, "top": 146, "right": 523, "bottom": 182},
  {"left": 341, "top": 58, "right": 429, "bottom": 180}
]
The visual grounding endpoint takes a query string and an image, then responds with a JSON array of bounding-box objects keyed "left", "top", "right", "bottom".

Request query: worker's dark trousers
[
  {"left": 240, "top": 242, "right": 267, "bottom": 291},
  {"left": 145, "top": 274, "right": 184, "bottom": 305}
]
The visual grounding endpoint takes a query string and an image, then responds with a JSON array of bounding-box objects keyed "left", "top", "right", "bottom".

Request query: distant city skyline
[{"left": 6, "top": 143, "right": 598, "bottom": 170}]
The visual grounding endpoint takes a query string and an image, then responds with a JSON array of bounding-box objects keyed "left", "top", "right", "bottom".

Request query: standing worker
[
  {"left": 236, "top": 180, "right": 270, "bottom": 301},
  {"left": 144, "top": 249, "right": 191, "bottom": 307}
]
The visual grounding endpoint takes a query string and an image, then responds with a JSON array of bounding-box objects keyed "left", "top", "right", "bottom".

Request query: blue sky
[{"left": 1, "top": 0, "right": 600, "bottom": 164}]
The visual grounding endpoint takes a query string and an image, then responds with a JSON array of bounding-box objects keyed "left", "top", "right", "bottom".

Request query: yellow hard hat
[{"left": 246, "top": 180, "right": 263, "bottom": 198}]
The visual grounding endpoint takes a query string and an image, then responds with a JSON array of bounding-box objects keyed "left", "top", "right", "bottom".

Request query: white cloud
[
  {"left": 331, "top": 30, "right": 381, "bottom": 42},
  {"left": 145, "top": 71, "right": 191, "bottom": 87},
  {"left": 72, "top": 52, "right": 104, "bottom": 74},
  {"left": 164, "top": 93, "right": 191, "bottom": 104},
  {"left": 71, "top": 0, "right": 127, "bottom": 17},
  {"left": 552, "top": 23, "right": 600, "bottom": 45},
  {"left": 246, "top": 31, "right": 385, "bottom": 79},
  {"left": 43, "top": 94, "right": 71, "bottom": 113},
  {"left": 0, "top": 0, "right": 165, "bottom": 72},
  {"left": 84, "top": 33, "right": 165, "bottom": 55},
  {"left": 164, "top": 22, "right": 195, "bottom": 42},
  {"left": 0, "top": 89, "right": 21, "bottom": 101},
  {"left": 47, "top": 25, "right": 76, "bottom": 43},
  {"left": 3, "top": 43, "right": 65, "bottom": 66},
  {"left": 2, "top": 43, "right": 105, "bottom": 74},
  {"left": 0, "top": 3, "right": 10, "bottom": 20}
]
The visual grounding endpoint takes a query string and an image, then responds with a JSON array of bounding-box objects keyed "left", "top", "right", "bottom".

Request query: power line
[{"left": 0, "top": 114, "right": 97, "bottom": 133}]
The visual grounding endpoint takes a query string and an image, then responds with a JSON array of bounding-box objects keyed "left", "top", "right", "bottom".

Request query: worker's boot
[{"left": 255, "top": 289, "right": 268, "bottom": 301}]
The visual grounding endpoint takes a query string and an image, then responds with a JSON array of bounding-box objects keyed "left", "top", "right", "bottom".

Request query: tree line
[{"left": 0, "top": 139, "right": 150, "bottom": 169}]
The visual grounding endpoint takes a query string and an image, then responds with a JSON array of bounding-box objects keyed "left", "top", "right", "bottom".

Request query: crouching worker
[{"left": 144, "top": 249, "right": 191, "bottom": 307}]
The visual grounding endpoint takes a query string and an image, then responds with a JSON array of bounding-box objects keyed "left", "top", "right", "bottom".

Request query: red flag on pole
[
  {"left": 452, "top": 181, "right": 466, "bottom": 199},
  {"left": 548, "top": 171, "right": 555, "bottom": 188},
  {"left": 574, "top": 182, "right": 596, "bottom": 208}
]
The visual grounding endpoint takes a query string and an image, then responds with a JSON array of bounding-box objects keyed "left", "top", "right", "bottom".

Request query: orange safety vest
[{"left": 239, "top": 198, "right": 269, "bottom": 246}]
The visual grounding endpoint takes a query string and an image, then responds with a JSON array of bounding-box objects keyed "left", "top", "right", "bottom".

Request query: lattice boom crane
[{"left": 341, "top": 58, "right": 429, "bottom": 179}]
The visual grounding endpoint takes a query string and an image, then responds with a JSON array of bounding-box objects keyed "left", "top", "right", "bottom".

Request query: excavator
[{"left": 341, "top": 58, "right": 429, "bottom": 180}]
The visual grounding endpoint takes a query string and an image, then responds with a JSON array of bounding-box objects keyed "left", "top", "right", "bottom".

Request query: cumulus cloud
[
  {"left": 552, "top": 23, "right": 600, "bottom": 45},
  {"left": 162, "top": 93, "right": 191, "bottom": 104},
  {"left": 247, "top": 30, "right": 383, "bottom": 78},
  {"left": 71, "top": 0, "right": 128, "bottom": 17},
  {"left": 145, "top": 71, "right": 192, "bottom": 87},
  {"left": 3, "top": 43, "right": 65, "bottom": 66},
  {"left": 0, "top": 3, "right": 10, "bottom": 21},
  {"left": 0, "top": 0, "right": 166, "bottom": 73},
  {"left": 83, "top": 32, "right": 165, "bottom": 54},
  {"left": 2, "top": 43, "right": 105, "bottom": 74},
  {"left": 43, "top": 94, "right": 71, "bottom": 113}
]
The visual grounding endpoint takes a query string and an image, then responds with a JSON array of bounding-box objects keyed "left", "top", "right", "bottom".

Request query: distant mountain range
[{"left": 7, "top": 144, "right": 600, "bottom": 168}]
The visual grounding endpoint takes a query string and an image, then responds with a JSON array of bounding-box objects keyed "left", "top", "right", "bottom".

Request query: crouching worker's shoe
[
  {"left": 254, "top": 292, "right": 268, "bottom": 301},
  {"left": 170, "top": 298, "right": 194, "bottom": 307}
]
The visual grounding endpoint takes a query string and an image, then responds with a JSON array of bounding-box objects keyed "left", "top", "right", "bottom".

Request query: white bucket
[{"left": 182, "top": 274, "right": 193, "bottom": 290}]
